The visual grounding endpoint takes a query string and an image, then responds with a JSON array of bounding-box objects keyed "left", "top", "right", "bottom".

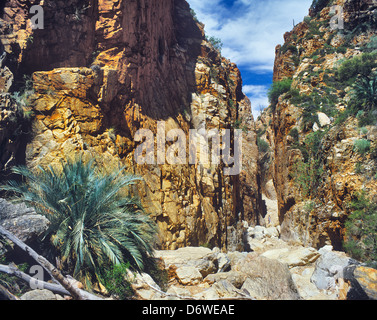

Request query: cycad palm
[
  {"left": 0, "top": 156, "right": 157, "bottom": 287},
  {"left": 352, "top": 73, "right": 377, "bottom": 109}
]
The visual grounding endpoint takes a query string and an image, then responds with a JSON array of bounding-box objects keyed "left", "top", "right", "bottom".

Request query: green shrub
[
  {"left": 289, "top": 128, "right": 299, "bottom": 142},
  {"left": 293, "top": 157, "right": 324, "bottom": 198},
  {"left": 354, "top": 139, "right": 371, "bottom": 155},
  {"left": 337, "top": 52, "right": 377, "bottom": 84},
  {"left": 357, "top": 110, "right": 375, "bottom": 127},
  {"left": 364, "top": 35, "right": 377, "bottom": 52},
  {"left": 344, "top": 191, "right": 377, "bottom": 263},
  {"left": 190, "top": 9, "right": 198, "bottom": 21},
  {"left": 100, "top": 263, "right": 134, "bottom": 300},
  {"left": 257, "top": 137, "right": 270, "bottom": 154},
  {"left": 304, "top": 16, "right": 312, "bottom": 25},
  {"left": 355, "top": 161, "right": 363, "bottom": 174},
  {"left": 292, "top": 130, "right": 325, "bottom": 198},
  {"left": 206, "top": 36, "right": 223, "bottom": 53},
  {"left": 0, "top": 156, "right": 158, "bottom": 288},
  {"left": 310, "top": 0, "right": 330, "bottom": 16},
  {"left": 351, "top": 73, "right": 377, "bottom": 110},
  {"left": 280, "top": 44, "right": 298, "bottom": 55},
  {"left": 268, "top": 78, "right": 293, "bottom": 111},
  {"left": 336, "top": 46, "right": 348, "bottom": 54}
]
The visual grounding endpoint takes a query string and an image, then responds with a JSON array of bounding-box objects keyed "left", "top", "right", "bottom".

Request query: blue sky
[{"left": 187, "top": 0, "right": 313, "bottom": 116}]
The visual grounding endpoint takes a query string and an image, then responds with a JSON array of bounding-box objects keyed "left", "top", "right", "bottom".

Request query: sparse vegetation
[
  {"left": 206, "top": 36, "right": 223, "bottom": 53},
  {"left": 354, "top": 139, "right": 371, "bottom": 156},
  {"left": 337, "top": 52, "right": 377, "bottom": 86},
  {"left": 100, "top": 263, "right": 134, "bottom": 300},
  {"left": 310, "top": 0, "right": 331, "bottom": 17},
  {"left": 289, "top": 128, "right": 300, "bottom": 142},
  {"left": 257, "top": 137, "right": 270, "bottom": 154},
  {"left": 351, "top": 73, "right": 377, "bottom": 111},
  {"left": 10, "top": 75, "right": 35, "bottom": 121},
  {"left": 268, "top": 78, "right": 293, "bottom": 111},
  {"left": 0, "top": 258, "right": 30, "bottom": 297},
  {"left": 292, "top": 131, "right": 325, "bottom": 198},
  {"left": 344, "top": 191, "right": 377, "bottom": 264}
]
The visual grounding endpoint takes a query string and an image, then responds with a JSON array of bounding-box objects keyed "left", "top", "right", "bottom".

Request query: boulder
[
  {"left": 0, "top": 199, "right": 49, "bottom": 251},
  {"left": 233, "top": 254, "right": 301, "bottom": 300},
  {"left": 20, "top": 289, "right": 63, "bottom": 300},
  {"left": 317, "top": 112, "right": 331, "bottom": 127},
  {"left": 204, "top": 271, "right": 247, "bottom": 289},
  {"left": 344, "top": 265, "right": 377, "bottom": 300},
  {"left": 175, "top": 266, "right": 203, "bottom": 286},
  {"left": 245, "top": 225, "right": 282, "bottom": 252},
  {"left": 311, "top": 246, "right": 356, "bottom": 291},
  {"left": 165, "top": 286, "right": 193, "bottom": 300},
  {"left": 155, "top": 247, "right": 218, "bottom": 277},
  {"left": 195, "top": 280, "right": 242, "bottom": 300},
  {"left": 290, "top": 267, "right": 337, "bottom": 300},
  {"left": 128, "top": 272, "right": 163, "bottom": 300},
  {"left": 262, "top": 247, "right": 320, "bottom": 268},
  {"left": 216, "top": 252, "right": 231, "bottom": 273}
]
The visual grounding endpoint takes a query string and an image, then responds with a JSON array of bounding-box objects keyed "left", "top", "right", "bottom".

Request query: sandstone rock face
[
  {"left": 266, "top": 0, "right": 377, "bottom": 250},
  {"left": 0, "top": 0, "right": 264, "bottom": 250}
]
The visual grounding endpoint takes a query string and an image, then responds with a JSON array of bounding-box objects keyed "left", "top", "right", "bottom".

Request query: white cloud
[
  {"left": 188, "top": 0, "right": 312, "bottom": 71},
  {"left": 243, "top": 85, "right": 269, "bottom": 117},
  {"left": 187, "top": 0, "right": 312, "bottom": 116}
]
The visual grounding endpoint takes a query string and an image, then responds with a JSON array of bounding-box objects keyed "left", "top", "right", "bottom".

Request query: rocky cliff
[
  {"left": 0, "top": 0, "right": 264, "bottom": 250},
  {"left": 258, "top": 0, "right": 377, "bottom": 252}
]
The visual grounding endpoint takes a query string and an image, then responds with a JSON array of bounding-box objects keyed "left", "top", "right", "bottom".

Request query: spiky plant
[
  {"left": 352, "top": 73, "right": 377, "bottom": 110},
  {"left": 0, "top": 156, "right": 157, "bottom": 288}
]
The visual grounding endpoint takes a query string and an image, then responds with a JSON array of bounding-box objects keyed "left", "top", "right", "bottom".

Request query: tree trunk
[
  {"left": 0, "top": 264, "right": 102, "bottom": 300},
  {"left": 0, "top": 264, "right": 70, "bottom": 297},
  {"left": 0, "top": 283, "right": 20, "bottom": 300},
  {"left": 0, "top": 226, "right": 102, "bottom": 300}
]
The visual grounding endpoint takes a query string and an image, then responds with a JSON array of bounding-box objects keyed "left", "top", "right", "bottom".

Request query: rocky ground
[
  {"left": 123, "top": 194, "right": 376, "bottom": 301},
  {"left": 2, "top": 194, "right": 376, "bottom": 301},
  {"left": 130, "top": 231, "right": 375, "bottom": 301}
]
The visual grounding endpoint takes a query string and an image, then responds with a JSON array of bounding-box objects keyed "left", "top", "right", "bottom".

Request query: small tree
[
  {"left": 268, "top": 78, "right": 293, "bottom": 111},
  {"left": 207, "top": 36, "right": 223, "bottom": 53}
]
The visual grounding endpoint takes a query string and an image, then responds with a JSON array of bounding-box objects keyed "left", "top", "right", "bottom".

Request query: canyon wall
[
  {"left": 259, "top": 0, "right": 377, "bottom": 250},
  {"left": 0, "top": 0, "right": 264, "bottom": 250}
]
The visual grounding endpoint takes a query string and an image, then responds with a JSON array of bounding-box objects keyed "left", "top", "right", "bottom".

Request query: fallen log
[
  {"left": 0, "top": 283, "right": 20, "bottom": 300},
  {"left": 0, "top": 225, "right": 103, "bottom": 300},
  {"left": 0, "top": 264, "right": 102, "bottom": 300},
  {"left": 0, "top": 264, "right": 70, "bottom": 297}
]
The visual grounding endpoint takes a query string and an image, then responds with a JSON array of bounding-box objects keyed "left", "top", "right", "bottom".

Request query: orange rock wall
[{"left": 0, "top": 0, "right": 264, "bottom": 250}]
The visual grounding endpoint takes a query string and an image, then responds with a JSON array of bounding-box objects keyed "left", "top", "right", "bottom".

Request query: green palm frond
[
  {"left": 352, "top": 73, "right": 377, "bottom": 109},
  {"left": 0, "top": 155, "right": 157, "bottom": 287}
]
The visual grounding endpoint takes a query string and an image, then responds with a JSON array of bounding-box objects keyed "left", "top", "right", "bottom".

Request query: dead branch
[
  {"left": 0, "top": 283, "right": 20, "bottom": 300},
  {"left": 0, "top": 225, "right": 102, "bottom": 300},
  {"left": 0, "top": 264, "right": 70, "bottom": 297},
  {"left": 0, "top": 264, "right": 103, "bottom": 300}
]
